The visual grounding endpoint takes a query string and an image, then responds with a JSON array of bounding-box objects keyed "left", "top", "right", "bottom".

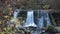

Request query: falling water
[
  {"left": 45, "top": 12, "right": 51, "bottom": 27},
  {"left": 38, "top": 11, "right": 51, "bottom": 28},
  {"left": 24, "top": 11, "right": 37, "bottom": 27},
  {"left": 13, "top": 9, "right": 20, "bottom": 18},
  {"left": 38, "top": 11, "right": 44, "bottom": 28},
  {"left": 43, "top": 11, "right": 51, "bottom": 27}
]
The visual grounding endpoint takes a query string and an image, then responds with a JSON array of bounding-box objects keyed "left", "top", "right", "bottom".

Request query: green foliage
[
  {"left": 51, "top": 16, "right": 56, "bottom": 26},
  {"left": 3, "top": 6, "right": 13, "bottom": 14},
  {"left": 0, "top": 0, "right": 51, "bottom": 10},
  {"left": 47, "top": 25, "right": 57, "bottom": 33},
  {"left": 13, "top": 0, "right": 48, "bottom": 9},
  {"left": 0, "top": 32, "right": 4, "bottom": 34},
  {"left": 43, "top": 5, "right": 50, "bottom": 9}
]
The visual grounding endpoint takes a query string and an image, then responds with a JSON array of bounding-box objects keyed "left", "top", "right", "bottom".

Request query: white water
[
  {"left": 13, "top": 9, "right": 20, "bottom": 18},
  {"left": 38, "top": 11, "right": 51, "bottom": 28},
  {"left": 38, "top": 17, "right": 44, "bottom": 28},
  {"left": 45, "top": 12, "right": 51, "bottom": 27},
  {"left": 38, "top": 11, "right": 44, "bottom": 28},
  {"left": 24, "top": 11, "right": 37, "bottom": 27},
  {"left": 43, "top": 11, "right": 51, "bottom": 27}
]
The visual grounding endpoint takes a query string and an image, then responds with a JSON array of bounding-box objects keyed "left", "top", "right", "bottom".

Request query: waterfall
[
  {"left": 38, "top": 11, "right": 51, "bottom": 28},
  {"left": 13, "top": 9, "right": 20, "bottom": 18},
  {"left": 11, "top": 9, "right": 20, "bottom": 23},
  {"left": 38, "top": 11, "right": 44, "bottom": 28},
  {"left": 43, "top": 12, "right": 51, "bottom": 27},
  {"left": 24, "top": 11, "right": 37, "bottom": 27},
  {"left": 45, "top": 12, "right": 51, "bottom": 27}
]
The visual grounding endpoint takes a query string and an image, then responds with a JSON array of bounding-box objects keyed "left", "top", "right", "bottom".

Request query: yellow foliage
[
  {"left": 3, "top": 28, "right": 7, "bottom": 31},
  {"left": 20, "top": 30, "right": 25, "bottom": 34},
  {"left": 4, "top": 15, "right": 9, "bottom": 19},
  {"left": 43, "top": 5, "right": 49, "bottom": 9},
  {"left": 0, "top": 32, "right": 4, "bottom": 34}
]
